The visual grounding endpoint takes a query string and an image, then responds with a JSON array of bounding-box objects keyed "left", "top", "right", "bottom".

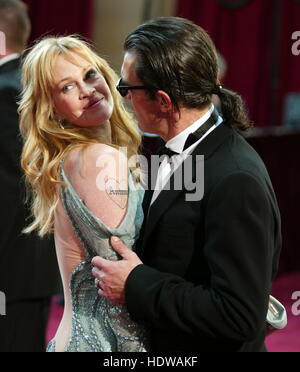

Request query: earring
[{"left": 58, "top": 118, "right": 65, "bottom": 130}]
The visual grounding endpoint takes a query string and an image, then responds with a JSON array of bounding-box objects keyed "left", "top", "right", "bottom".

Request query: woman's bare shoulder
[
  {"left": 63, "top": 143, "right": 127, "bottom": 181},
  {"left": 62, "top": 143, "right": 129, "bottom": 229}
]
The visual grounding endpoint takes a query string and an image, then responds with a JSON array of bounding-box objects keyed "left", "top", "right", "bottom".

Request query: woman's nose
[{"left": 79, "top": 86, "right": 96, "bottom": 99}]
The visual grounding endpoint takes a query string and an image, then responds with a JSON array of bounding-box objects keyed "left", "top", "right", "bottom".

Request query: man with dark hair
[
  {"left": 0, "top": 0, "right": 61, "bottom": 352},
  {"left": 92, "top": 17, "right": 282, "bottom": 352}
]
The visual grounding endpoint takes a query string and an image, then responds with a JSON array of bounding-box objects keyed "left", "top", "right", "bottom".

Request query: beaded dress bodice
[{"left": 46, "top": 162, "right": 149, "bottom": 352}]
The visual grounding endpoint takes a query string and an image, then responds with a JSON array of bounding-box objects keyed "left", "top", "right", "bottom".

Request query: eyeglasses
[{"left": 116, "top": 78, "right": 148, "bottom": 97}]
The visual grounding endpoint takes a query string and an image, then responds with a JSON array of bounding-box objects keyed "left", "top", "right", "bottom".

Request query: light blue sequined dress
[{"left": 46, "top": 162, "right": 149, "bottom": 352}]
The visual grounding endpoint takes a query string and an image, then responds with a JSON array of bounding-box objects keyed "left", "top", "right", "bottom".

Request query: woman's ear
[{"left": 156, "top": 90, "right": 172, "bottom": 112}]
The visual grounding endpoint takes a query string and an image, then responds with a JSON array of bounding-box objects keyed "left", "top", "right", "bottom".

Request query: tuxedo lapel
[
  {"left": 134, "top": 163, "right": 156, "bottom": 254},
  {"left": 0, "top": 58, "right": 21, "bottom": 75},
  {"left": 138, "top": 122, "right": 234, "bottom": 255}
]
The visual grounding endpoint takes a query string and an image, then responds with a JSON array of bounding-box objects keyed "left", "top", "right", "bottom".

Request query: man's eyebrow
[{"left": 119, "top": 77, "right": 129, "bottom": 86}]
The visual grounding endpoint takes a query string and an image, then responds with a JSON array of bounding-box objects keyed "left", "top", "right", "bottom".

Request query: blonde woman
[{"left": 19, "top": 36, "right": 149, "bottom": 352}]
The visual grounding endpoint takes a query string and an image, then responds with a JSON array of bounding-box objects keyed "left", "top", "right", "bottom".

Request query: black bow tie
[
  {"left": 158, "top": 146, "right": 179, "bottom": 158},
  {"left": 158, "top": 109, "right": 219, "bottom": 157}
]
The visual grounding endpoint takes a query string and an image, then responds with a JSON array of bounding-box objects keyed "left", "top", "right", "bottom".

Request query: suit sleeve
[
  {"left": 0, "top": 83, "right": 24, "bottom": 257},
  {"left": 125, "top": 172, "right": 275, "bottom": 342},
  {"left": 0, "top": 85, "right": 23, "bottom": 186}
]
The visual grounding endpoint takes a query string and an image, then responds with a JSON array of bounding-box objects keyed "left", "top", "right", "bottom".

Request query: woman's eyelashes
[
  {"left": 85, "top": 69, "right": 98, "bottom": 81},
  {"left": 62, "top": 84, "right": 74, "bottom": 93},
  {"left": 61, "top": 69, "right": 99, "bottom": 93}
]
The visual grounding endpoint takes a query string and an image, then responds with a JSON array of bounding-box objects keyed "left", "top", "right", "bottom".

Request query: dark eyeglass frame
[{"left": 116, "top": 78, "right": 148, "bottom": 97}]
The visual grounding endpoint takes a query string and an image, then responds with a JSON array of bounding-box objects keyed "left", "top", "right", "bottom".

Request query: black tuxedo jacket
[
  {"left": 126, "top": 122, "right": 282, "bottom": 352},
  {"left": 0, "top": 58, "right": 61, "bottom": 303}
]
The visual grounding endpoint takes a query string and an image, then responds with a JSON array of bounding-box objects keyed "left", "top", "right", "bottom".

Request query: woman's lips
[{"left": 84, "top": 97, "right": 103, "bottom": 110}]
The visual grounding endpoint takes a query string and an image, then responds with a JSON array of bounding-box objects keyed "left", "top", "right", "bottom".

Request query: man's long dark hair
[{"left": 124, "top": 17, "right": 252, "bottom": 131}]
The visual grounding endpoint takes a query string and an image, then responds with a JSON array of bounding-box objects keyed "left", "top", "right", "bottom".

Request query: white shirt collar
[
  {"left": 166, "top": 104, "right": 215, "bottom": 153},
  {"left": 0, "top": 53, "right": 20, "bottom": 67}
]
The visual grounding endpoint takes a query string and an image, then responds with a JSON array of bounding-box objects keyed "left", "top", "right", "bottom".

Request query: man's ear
[{"left": 155, "top": 90, "right": 172, "bottom": 112}]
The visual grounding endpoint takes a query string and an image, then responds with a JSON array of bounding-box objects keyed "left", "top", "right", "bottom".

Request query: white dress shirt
[{"left": 150, "top": 104, "right": 223, "bottom": 206}]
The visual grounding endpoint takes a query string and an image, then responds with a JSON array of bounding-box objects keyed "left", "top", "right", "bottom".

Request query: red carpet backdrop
[
  {"left": 176, "top": 0, "right": 300, "bottom": 128},
  {"left": 23, "top": 0, "right": 94, "bottom": 43}
]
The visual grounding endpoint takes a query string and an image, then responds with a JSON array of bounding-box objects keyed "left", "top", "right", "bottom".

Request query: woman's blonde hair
[{"left": 19, "top": 35, "right": 141, "bottom": 237}]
